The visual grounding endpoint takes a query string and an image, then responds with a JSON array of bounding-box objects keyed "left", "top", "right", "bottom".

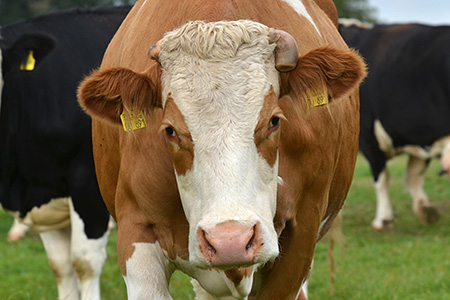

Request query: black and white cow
[
  {"left": 339, "top": 22, "right": 450, "bottom": 230},
  {"left": 0, "top": 6, "right": 130, "bottom": 299}
]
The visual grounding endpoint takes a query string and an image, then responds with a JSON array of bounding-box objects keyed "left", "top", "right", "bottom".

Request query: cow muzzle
[{"left": 197, "top": 221, "right": 262, "bottom": 268}]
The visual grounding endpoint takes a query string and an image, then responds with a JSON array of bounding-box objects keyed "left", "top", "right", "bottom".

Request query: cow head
[
  {"left": 0, "top": 33, "right": 55, "bottom": 112},
  {"left": 1, "top": 33, "right": 55, "bottom": 74},
  {"left": 78, "top": 20, "right": 365, "bottom": 269}
]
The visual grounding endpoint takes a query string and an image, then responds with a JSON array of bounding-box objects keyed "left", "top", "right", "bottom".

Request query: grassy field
[{"left": 0, "top": 154, "right": 449, "bottom": 299}]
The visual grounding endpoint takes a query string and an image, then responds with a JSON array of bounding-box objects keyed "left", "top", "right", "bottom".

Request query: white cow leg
[
  {"left": 7, "top": 218, "right": 30, "bottom": 241},
  {"left": 40, "top": 227, "right": 80, "bottom": 300},
  {"left": 69, "top": 199, "right": 109, "bottom": 300},
  {"left": 372, "top": 168, "right": 394, "bottom": 230},
  {"left": 123, "top": 242, "right": 173, "bottom": 300},
  {"left": 404, "top": 155, "right": 439, "bottom": 225}
]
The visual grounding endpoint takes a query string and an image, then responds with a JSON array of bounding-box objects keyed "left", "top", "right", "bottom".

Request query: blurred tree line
[
  {"left": 0, "top": 0, "right": 377, "bottom": 25},
  {"left": 334, "top": 0, "right": 377, "bottom": 23}
]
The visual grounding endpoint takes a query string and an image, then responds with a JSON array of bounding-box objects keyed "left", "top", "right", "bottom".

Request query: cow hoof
[
  {"left": 418, "top": 205, "right": 440, "bottom": 225},
  {"left": 371, "top": 219, "right": 393, "bottom": 231},
  {"left": 7, "top": 232, "right": 25, "bottom": 242}
]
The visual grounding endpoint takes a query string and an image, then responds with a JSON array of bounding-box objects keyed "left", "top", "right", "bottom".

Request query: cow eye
[
  {"left": 165, "top": 126, "right": 177, "bottom": 137},
  {"left": 269, "top": 116, "right": 280, "bottom": 130}
]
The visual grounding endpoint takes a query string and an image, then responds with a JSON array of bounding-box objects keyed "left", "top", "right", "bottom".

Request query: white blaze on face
[{"left": 159, "top": 21, "right": 281, "bottom": 266}]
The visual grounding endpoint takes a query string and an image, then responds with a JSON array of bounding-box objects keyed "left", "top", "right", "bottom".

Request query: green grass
[
  {"left": 309, "top": 155, "right": 450, "bottom": 300},
  {"left": 0, "top": 154, "right": 449, "bottom": 299}
]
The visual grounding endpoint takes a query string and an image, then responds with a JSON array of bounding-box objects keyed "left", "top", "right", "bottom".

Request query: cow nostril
[
  {"left": 203, "top": 230, "right": 217, "bottom": 255},
  {"left": 245, "top": 225, "right": 256, "bottom": 251}
]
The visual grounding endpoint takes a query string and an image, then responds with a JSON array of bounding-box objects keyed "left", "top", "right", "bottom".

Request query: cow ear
[
  {"left": 78, "top": 67, "right": 159, "bottom": 126},
  {"left": 288, "top": 46, "right": 366, "bottom": 106},
  {"left": 3, "top": 33, "right": 55, "bottom": 73}
]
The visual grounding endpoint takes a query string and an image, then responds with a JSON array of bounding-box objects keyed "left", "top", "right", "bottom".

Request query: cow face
[
  {"left": 155, "top": 21, "right": 284, "bottom": 268},
  {"left": 78, "top": 20, "right": 366, "bottom": 270}
]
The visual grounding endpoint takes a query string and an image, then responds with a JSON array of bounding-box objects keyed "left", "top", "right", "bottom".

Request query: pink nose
[{"left": 197, "top": 221, "right": 262, "bottom": 268}]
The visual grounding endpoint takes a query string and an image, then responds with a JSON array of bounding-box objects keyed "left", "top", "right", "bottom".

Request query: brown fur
[
  {"left": 314, "top": 0, "right": 339, "bottom": 28},
  {"left": 162, "top": 97, "right": 194, "bottom": 176},
  {"left": 78, "top": 0, "right": 366, "bottom": 298},
  {"left": 254, "top": 87, "right": 284, "bottom": 167},
  {"left": 283, "top": 46, "right": 366, "bottom": 114}
]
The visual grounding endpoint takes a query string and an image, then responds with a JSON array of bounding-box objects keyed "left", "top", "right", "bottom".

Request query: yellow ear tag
[
  {"left": 120, "top": 109, "right": 147, "bottom": 132},
  {"left": 20, "top": 50, "right": 36, "bottom": 71},
  {"left": 307, "top": 88, "right": 328, "bottom": 108}
]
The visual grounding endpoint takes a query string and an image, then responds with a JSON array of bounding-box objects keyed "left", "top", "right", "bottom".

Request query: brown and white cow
[{"left": 78, "top": 0, "right": 366, "bottom": 299}]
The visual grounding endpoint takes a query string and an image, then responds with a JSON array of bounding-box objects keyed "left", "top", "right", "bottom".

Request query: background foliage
[
  {"left": 334, "top": 0, "right": 377, "bottom": 23},
  {"left": 0, "top": 0, "right": 136, "bottom": 24},
  {"left": 0, "top": 0, "right": 378, "bottom": 25}
]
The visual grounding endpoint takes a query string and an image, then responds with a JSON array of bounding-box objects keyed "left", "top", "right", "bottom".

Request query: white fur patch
[
  {"left": 37, "top": 198, "right": 109, "bottom": 300},
  {"left": 173, "top": 255, "right": 257, "bottom": 299},
  {"left": 69, "top": 200, "right": 109, "bottom": 298},
  {"left": 13, "top": 197, "right": 71, "bottom": 232},
  {"left": 124, "top": 243, "right": 172, "bottom": 300},
  {"left": 374, "top": 119, "right": 395, "bottom": 158},
  {"left": 372, "top": 168, "right": 393, "bottom": 229},
  {"left": 375, "top": 119, "right": 450, "bottom": 160},
  {"left": 40, "top": 227, "right": 80, "bottom": 300},
  {"left": 281, "top": 0, "right": 321, "bottom": 36},
  {"left": 191, "top": 273, "right": 254, "bottom": 299}
]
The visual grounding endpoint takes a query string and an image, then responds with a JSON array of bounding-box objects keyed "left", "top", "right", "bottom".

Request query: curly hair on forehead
[{"left": 159, "top": 20, "right": 275, "bottom": 60}]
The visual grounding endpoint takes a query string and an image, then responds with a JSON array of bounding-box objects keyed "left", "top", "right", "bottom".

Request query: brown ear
[
  {"left": 287, "top": 46, "right": 366, "bottom": 105},
  {"left": 78, "top": 67, "right": 159, "bottom": 126}
]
